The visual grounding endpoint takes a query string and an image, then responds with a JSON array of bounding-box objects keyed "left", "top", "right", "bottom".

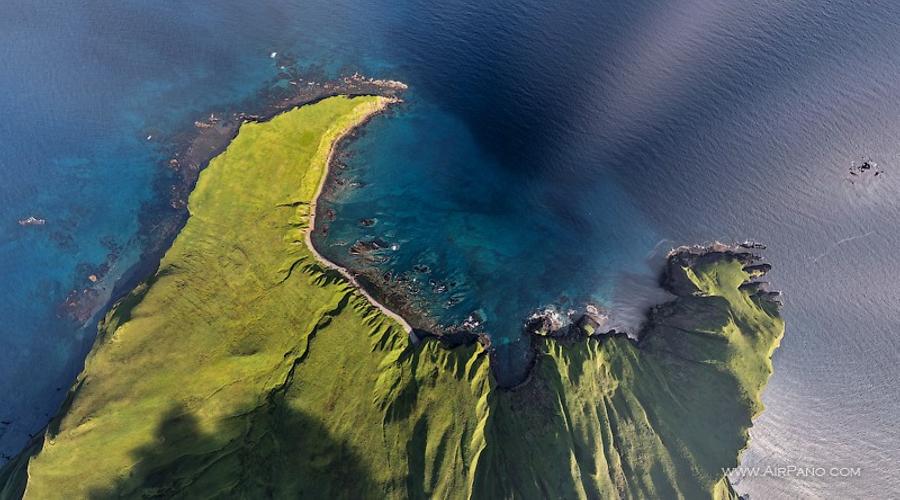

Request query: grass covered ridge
[{"left": 1, "top": 96, "right": 783, "bottom": 499}]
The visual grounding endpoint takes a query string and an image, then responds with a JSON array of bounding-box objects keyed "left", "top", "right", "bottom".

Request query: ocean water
[
  {"left": 1, "top": 0, "right": 897, "bottom": 497},
  {"left": 315, "top": 93, "right": 663, "bottom": 382}
]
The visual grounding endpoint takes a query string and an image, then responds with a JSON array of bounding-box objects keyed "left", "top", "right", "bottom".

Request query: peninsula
[{"left": 0, "top": 96, "right": 783, "bottom": 499}]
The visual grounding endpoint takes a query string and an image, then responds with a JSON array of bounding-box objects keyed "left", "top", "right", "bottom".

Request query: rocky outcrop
[{"left": 17, "top": 216, "right": 45, "bottom": 226}]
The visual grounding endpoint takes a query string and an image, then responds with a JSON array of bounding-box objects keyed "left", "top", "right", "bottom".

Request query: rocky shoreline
[
  {"left": 311, "top": 183, "right": 784, "bottom": 390},
  {"left": 495, "top": 242, "right": 782, "bottom": 389},
  {"left": 308, "top": 106, "right": 785, "bottom": 388},
  {"left": 303, "top": 96, "right": 417, "bottom": 336},
  {"left": 312, "top": 154, "right": 492, "bottom": 348},
  {"left": 307, "top": 112, "right": 784, "bottom": 389},
  {"left": 522, "top": 242, "right": 781, "bottom": 340}
]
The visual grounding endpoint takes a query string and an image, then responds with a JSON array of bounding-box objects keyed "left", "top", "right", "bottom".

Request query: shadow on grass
[{"left": 89, "top": 401, "right": 376, "bottom": 499}]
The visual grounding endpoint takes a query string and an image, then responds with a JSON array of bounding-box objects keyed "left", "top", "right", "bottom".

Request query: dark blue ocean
[{"left": 2, "top": 0, "right": 898, "bottom": 496}]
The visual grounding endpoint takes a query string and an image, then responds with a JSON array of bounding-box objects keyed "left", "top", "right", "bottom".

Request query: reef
[{"left": 1, "top": 97, "right": 783, "bottom": 500}]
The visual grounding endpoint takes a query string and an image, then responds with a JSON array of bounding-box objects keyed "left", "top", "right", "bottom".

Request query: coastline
[
  {"left": 310, "top": 140, "right": 784, "bottom": 387},
  {"left": 305, "top": 96, "right": 416, "bottom": 336},
  {"left": 1, "top": 96, "right": 426, "bottom": 497},
  {"left": 3, "top": 75, "right": 411, "bottom": 467},
  {"left": 62, "top": 73, "right": 408, "bottom": 328},
  {"left": 309, "top": 122, "right": 488, "bottom": 348},
  {"left": 1, "top": 96, "right": 785, "bottom": 499}
]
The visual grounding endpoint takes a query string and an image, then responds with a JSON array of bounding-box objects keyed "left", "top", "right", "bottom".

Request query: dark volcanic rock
[
  {"left": 437, "top": 330, "right": 482, "bottom": 348},
  {"left": 349, "top": 238, "right": 389, "bottom": 256},
  {"left": 575, "top": 314, "right": 602, "bottom": 336},
  {"left": 848, "top": 158, "right": 885, "bottom": 181},
  {"left": 738, "top": 241, "right": 767, "bottom": 250},
  {"left": 738, "top": 281, "right": 764, "bottom": 294},
  {"left": 524, "top": 308, "right": 565, "bottom": 337},
  {"left": 743, "top": 263, "right": 772, "bottom": 277}
]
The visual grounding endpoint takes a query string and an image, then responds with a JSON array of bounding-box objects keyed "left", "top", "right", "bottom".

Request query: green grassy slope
[
  {"left": 1, "top": 96, "right": 783, "bottom": 499},
  {"left": 467, "top": 254, "right": 783, "bottom": 499}
]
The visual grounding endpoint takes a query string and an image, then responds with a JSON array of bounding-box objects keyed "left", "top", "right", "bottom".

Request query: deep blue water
[{"left": 2, "top": 0, "right": 898, "bottom": 496}]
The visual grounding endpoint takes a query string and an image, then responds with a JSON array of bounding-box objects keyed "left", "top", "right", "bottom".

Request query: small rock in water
[
  {"left": 848, "top": 157, "right": 884, "bottom": 182},
  {"left": 18, "top": 216, "right": 46, "bottom": 226},
  {"left": 430, "top": 280, "right": 448, "bottom": 294},
  {"left": 462, "top": 312, "right": 483, "bottom": 330},
  {"left": 526, "top": 307, "right": 566, "bottom": 337},
  {"left": 739, "top": 240, "right": 767, "bottom": 250},
  {"left": 350, "top": 238, "right": 391, "bottom": 256}
]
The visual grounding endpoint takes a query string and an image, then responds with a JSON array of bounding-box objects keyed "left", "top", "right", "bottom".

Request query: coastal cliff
[{"left": 0, "top": 96, "right": 783, "bottom": 499}]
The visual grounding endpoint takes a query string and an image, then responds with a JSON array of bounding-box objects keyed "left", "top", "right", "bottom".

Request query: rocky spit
[
  {"left": 58, "top": 70, "right": 406, "bottom": 326},
  {"left": 661, "top": 242, "right": 781, "bottom": 306}
]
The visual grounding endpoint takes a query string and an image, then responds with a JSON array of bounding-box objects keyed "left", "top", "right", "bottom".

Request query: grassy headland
[{"left": 0, "top": 96, "right": 783, "bottom": 499}]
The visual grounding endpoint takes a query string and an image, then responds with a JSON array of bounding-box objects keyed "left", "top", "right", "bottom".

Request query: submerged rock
[{"left": 349, "top": 238, "right": 390, "bottom": 257}]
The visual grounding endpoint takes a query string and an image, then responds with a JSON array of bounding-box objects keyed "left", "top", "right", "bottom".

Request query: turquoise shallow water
[{"left": 1, "top": 0, "right": 898, "bottom": 496}]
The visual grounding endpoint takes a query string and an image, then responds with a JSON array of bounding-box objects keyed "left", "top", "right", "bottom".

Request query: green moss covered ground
[{"left": 0, "top": 96, "right": 783, "bottom": 499}]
